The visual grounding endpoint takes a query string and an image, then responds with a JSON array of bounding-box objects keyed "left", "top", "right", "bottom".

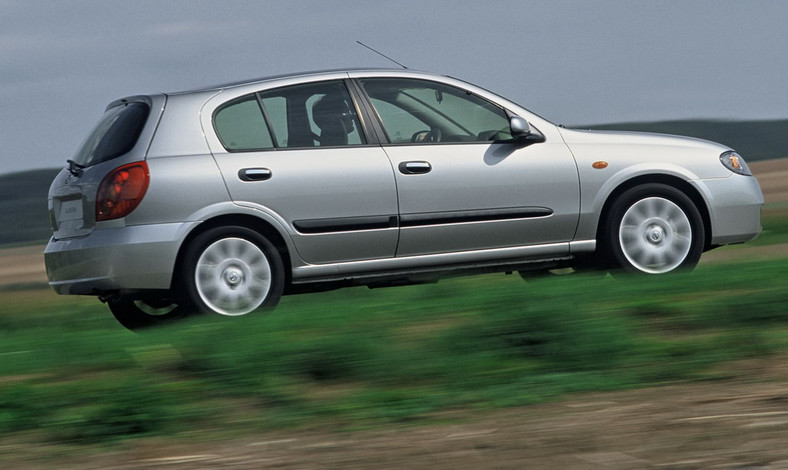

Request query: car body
[{"left": 44, "top": 69, "right": 764, "bottom": 329}]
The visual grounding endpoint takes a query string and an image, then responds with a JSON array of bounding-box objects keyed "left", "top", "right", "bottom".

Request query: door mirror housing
[
  {"left": 510, "top": 115, "right": 531, "bottom": 137},
  {"left": 508, "top": 115, "right": 545, "bottom": 145}
]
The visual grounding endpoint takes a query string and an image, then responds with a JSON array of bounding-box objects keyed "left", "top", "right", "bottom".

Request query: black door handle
[
  {"left": 398, "top": 161, "right": 432, "bottom": 175},
  {"left": 238, "top": 168, "right": 272, "bottom": 181}
]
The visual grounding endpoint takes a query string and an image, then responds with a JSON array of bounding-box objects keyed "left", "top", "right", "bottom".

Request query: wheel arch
[
  {"left": 170, "top": 214, "right": 294, "bottom": 292},
  {"left": 595, "top": 174, "right": 713, "bottom": 253}
]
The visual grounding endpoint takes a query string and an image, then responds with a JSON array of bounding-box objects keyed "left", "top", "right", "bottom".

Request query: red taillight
[{"left": 96, "top": 161, "right": 150, "bottom": 221}]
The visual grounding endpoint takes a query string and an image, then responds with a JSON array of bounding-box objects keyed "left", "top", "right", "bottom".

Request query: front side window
[
  {"left": 258, "top": 81, "right": 366, "bottom": 148},
  {"left": 358, "top": 78, "right": 512, "bottom": 144}
]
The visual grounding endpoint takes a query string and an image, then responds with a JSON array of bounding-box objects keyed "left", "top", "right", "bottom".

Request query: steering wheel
[{"left": 410, "top": 128, "right": 442, "bottom": 143}]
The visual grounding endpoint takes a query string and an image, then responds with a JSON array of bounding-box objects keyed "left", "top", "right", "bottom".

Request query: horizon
[{"left": 2, "top": 1, "right": 787, "bottom": 174}]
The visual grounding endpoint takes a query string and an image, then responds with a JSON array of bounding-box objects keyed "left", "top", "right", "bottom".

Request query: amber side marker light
[
  {"left": 96, "top": 161, "right": 150, "bottom": 221},
  {"left": 592, "top": 161, "right": 609, "bottom": 169}
]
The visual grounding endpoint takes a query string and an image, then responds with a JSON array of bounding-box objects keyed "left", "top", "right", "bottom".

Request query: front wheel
[
  {"left": 605, "top": 184, "right": 705, "bottom": 274},
  {"left": 180, "top": 226, "right": 284, "bottom": 316}
]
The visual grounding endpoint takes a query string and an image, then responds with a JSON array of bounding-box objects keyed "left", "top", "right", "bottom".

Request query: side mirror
[{"left": 509, "top": 115, "right": 531, "bottom": 138}]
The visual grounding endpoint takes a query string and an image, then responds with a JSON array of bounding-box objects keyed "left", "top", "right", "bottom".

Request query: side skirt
[{"left": 291, "top": 240, "right": 596, "bottom": 284}]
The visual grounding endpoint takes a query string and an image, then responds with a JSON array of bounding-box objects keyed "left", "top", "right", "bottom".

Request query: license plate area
[{"left": 58, "top": 199, "right": 84, "bottom": 222}]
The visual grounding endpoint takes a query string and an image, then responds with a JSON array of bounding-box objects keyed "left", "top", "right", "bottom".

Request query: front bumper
[
  {"left": 692, "top": 174, "right": 764, "bottom": 246},
  {"left": 44, "top": 222, "right": 198, "bottom": 295}
]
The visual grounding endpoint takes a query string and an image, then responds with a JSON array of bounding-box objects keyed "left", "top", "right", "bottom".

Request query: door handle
[
  {"left": 398, "top": 161, "right": 432, "bottom": 175},
  {"left": 238, "top": 168, "right": 272, "bottom": 181}
]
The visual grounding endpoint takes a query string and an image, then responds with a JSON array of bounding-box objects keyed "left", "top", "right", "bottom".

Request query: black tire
[
  {"left": 108, "top": 298, "right": 189, "bottom": 331},
  {"left": 179, "top": 226, "right": 284, "bottom": 316},
  {"left": 604, "top": 183, "right": 704, "bottom": 274}
]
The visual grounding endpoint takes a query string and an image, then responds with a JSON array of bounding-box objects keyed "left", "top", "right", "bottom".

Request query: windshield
[{"left": 71, "top": 102, "right": 149, "bottom": 167}]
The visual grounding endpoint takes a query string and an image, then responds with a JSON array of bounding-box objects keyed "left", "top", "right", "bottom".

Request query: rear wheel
[
  {"left": 605, "top": 184, "right": 704, "bottom": 274},
  {"left": 180, "top": 226, "right": 284, "bottom": 316},
  {"left": 108, "top": 298, "right": 188, "bottom": 331}
]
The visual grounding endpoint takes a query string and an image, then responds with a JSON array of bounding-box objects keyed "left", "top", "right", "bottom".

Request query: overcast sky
[{"left": 2, "top": 0, "right": 787, "bottom": 174}]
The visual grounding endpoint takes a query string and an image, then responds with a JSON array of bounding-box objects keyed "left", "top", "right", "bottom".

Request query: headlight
[{"left": 720, "top": 151, "right": 752, "bottom": 176}]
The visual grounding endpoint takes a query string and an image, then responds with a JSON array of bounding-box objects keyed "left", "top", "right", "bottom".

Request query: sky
[{"left": 2, "top": 0, "right": 787, "bottom": 174}]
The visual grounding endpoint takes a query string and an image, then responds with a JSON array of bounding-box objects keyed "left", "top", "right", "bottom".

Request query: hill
[
  {"left": 582, "top": 119, "right": 788, "bottom": 161},
  {"left": 0, "top": 169, "right": 60, "bottom": 245}
]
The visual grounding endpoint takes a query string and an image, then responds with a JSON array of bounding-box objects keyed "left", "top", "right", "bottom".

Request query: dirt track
[
  {"left": 5, "top": 356, "right": 788, "bottom": 469},
  {"left": 752, "top": 159, "right": 788, "bottom": 204}
]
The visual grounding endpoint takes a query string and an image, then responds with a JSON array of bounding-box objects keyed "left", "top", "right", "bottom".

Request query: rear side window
[
  {"left": 214, "top": 97, "right": 274, "bottom": 151},
  {"left": 258, "top": 81, "right": 366, "bottom": 148},
  {"left": 72, "top": 102, "right": 150, "bottom": 167}
]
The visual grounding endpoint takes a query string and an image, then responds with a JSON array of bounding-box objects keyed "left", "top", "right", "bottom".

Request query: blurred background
[{"left": 1, "top": 1, "right": 787, "bottom": 467}]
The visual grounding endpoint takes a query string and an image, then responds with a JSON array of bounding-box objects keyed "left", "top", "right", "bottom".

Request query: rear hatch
[{"left": 49, "top": 95, "right": 165, "bottom": 240}]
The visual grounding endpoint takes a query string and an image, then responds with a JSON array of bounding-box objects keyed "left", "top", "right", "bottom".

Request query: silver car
[{"left": 44, "top": 69, "right": 763, "bottom": 330}]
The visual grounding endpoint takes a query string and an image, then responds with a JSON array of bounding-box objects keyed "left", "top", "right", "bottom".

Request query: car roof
[{"left": 171, "top": 68, "right": 442, "bottom": 95}]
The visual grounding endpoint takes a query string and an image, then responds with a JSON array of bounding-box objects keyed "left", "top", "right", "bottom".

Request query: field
[{"left": 1, "top": 159, "right": 787, "bottom": 468}]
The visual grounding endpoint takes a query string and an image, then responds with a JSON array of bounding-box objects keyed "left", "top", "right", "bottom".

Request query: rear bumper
[
  {"left": 693, "top": 174, "right": 764, "bottom": 246},
  {"left": 44, "top": 222, "right": 198, "bottom": 295}
]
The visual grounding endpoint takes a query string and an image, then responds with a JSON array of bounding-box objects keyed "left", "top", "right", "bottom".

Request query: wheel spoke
[
  {"left": 618, "top": 196, "right": 693, "bottom": 273},
  {"left": 195, "top": 237, "right": 273, "bottom": 316}
]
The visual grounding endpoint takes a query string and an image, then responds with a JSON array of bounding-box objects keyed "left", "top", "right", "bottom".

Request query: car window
[
  {"left": 258, "top": 81, "right": 366, "bottom": 148},
  {"left": 367, "top": 98, "right": 427, "bottom": 143},
  {"left": 359, "top": 78, "right": 512, "bottom": 144},
  {"left": 72, "top": 102, "right": 150, "bottom": 167},
  {"left": 214, "top": 97, "right": 274, "bottom": 151}
]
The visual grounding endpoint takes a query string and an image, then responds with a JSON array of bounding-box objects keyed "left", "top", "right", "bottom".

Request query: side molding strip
[{"left": 294, "top": 207, "right": 553, "bottom": 234}]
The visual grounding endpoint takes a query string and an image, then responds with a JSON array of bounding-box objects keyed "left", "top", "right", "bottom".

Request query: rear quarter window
[
  {"left": 213, "top": 97, "right": 274, "bottom": 151},
  {"left": 72, "top": 102, "right": 150, "bottom": 167}
]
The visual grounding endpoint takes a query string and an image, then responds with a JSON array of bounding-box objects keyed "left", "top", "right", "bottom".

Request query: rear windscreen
[{"left": 72, "top": 102, "right": 150, "bottom": 167}]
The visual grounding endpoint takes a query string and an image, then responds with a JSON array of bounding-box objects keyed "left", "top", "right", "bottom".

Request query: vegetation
[
  {"left": 0, "top": 169, "right": 59, "bottom": 245},
  {"left": 1, "top": 255, "right": 786, "bottom": 445}
]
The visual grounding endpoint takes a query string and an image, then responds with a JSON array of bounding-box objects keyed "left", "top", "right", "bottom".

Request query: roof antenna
[{"left": 356, "top": 41, "right": 408, "bottom": 69}]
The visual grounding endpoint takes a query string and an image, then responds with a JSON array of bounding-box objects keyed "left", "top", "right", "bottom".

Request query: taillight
[{"left": 96, "top": 161, "right": 150, "bottom": 221}]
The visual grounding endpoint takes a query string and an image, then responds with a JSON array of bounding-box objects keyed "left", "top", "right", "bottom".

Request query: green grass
[{"left": 1, "top": 258, "right": 787, "bottom": 445}]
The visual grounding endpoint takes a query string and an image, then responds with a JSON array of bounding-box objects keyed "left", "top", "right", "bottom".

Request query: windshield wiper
[{"left": 66, "top": 159, "right": 85, "bottom": 177}]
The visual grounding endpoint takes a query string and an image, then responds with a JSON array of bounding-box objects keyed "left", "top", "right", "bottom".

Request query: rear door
[{"left": 202, "top": 79, "right": 399, "bottom": 265}]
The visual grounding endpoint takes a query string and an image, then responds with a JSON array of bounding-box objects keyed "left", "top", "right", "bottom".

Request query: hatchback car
[{"left": 45, "top": 69, "right": 763, "bottom": 330}]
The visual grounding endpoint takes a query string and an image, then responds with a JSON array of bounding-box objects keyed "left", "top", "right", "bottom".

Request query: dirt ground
[
  {"left": 2, "top": 159, "right": 787, "bottom": 468},
  {"left": 4, "top": 356, "right": 788, "bottom": 469},
  {"left": 752, "top": 159, "right": 788, "bottom": 205}
]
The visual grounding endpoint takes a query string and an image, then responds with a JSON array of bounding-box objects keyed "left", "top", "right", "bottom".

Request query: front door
[{"left": 356, "top": 77, "right": 579, "bottom": 256}]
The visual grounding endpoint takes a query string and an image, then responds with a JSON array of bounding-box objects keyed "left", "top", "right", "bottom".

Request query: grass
[{"left": 1, "top": 257, "right": 787, "bottom": 445}]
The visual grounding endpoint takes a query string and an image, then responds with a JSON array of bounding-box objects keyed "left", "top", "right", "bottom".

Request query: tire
[
  {"left": 108, "top": 298, "right": 188, "bottom": 331},
  {"left": 604, "top": 183, "right": 704, "bottom": 274},
  {"left": 179, "top": 226, "right": 284, "bottom": 316}
]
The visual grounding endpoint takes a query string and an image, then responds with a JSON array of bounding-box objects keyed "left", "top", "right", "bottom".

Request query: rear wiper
[{"left": 66, "top": 159, "right": 85, "bottom": 177}]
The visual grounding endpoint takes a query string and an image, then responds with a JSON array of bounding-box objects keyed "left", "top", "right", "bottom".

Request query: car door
[
  {"left": 203, "top": 79, "right": 399, "bottom": 264},
  {"left": 355, "top": 76, "right": 580, "bottom": 256}
]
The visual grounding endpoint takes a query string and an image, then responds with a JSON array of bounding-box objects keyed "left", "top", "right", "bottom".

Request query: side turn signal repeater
[{"left": 592, "top": 161, "right": 609, "bottom": 169}]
